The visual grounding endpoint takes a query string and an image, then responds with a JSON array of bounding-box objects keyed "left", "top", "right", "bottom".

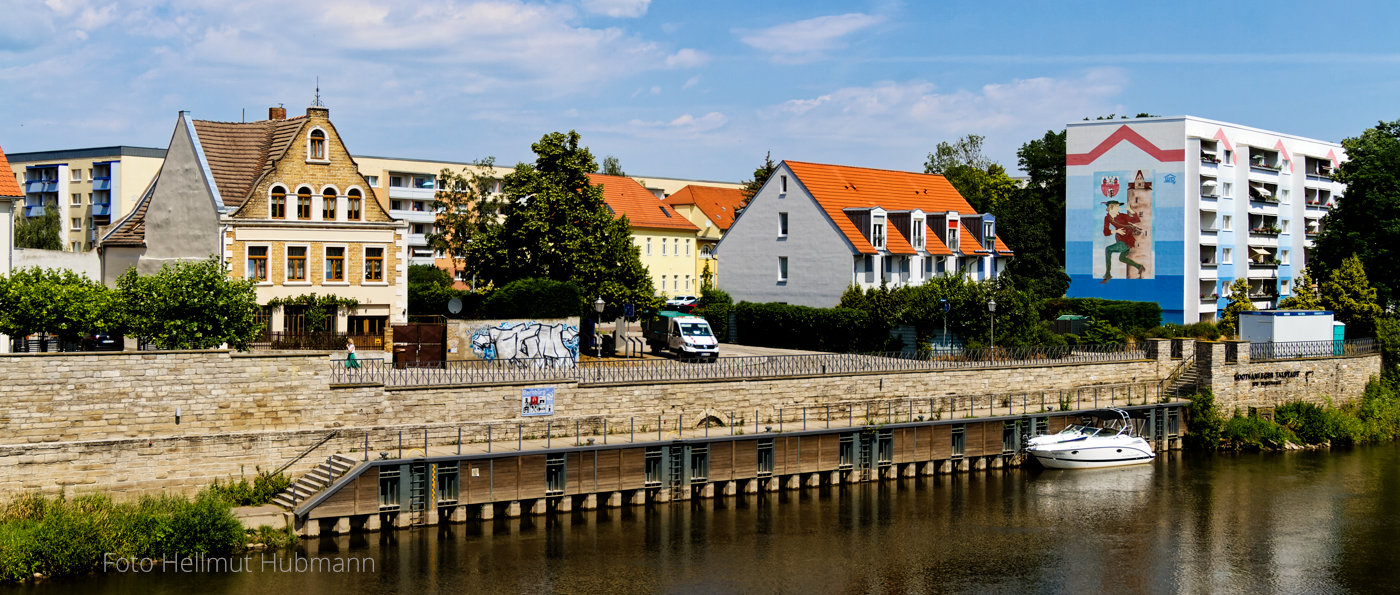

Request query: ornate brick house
[{"left": 99, "top": 106, "right": 409, "bottom": 343}]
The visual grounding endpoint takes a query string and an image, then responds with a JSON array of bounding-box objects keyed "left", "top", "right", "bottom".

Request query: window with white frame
[
  {"left": 871, "top": 215, "right": 885, "bottom": 249},
  {"left": 1282, "top": 220, "right": 1291, "bottom": 234},
  {"left": 286, "top": 246, "right": 308, "bottom": 281},
  {"left": 686, "top": 239, "right": 691, "bottom": 256},
  {"left": 1280, "top": 189, "right": 1290, "bottom": 204},
  {"left": 983, "top": 221, "right": 995, "bottom": 251},
  {"left": 70, "top": 169, "right": 81, "bottom": 182},
  {"left": 364, "top": 247, "right": 384, "bottom": 282},
  {"left": 365, "top": 175, "right": 379, "bottom": 186},
  {"left": 70, "top": 193, "right": 81, "bottom": 206},
  {"left": 911, "top": 219, "right": 924, "bottom": 250},
  {"left": 322, "top": 187, "right": 338, "bottom": 220},
  {"left": 778, "top": 212, "right": 789, "bottom": 237},
  {"left": 308, "top": 129, "right": 327, "bottom": 161},
  {"left": 1281, "top": 279, "right": 1291, "bottom": 294},
  {"left": 325, "top": 246, "right": 345, "bottom": 282},
  {"left": 662, "top": 239, "right": 667, "bottom": 255},
  {"left": 246, "top": 245, "right": 268, "bottom": 281},
  {"left": 1222, "top": 215, "right": 1232, "bottom": 231},
  {"left": 946, "top": 222, "right": 960, "bottom": 252},
  {"left": 1222, "top": 248, "right": 1233, "bottom": 264},
  {"left": 71, "top": 217, "right": 81, "bottom": 231},
  {"left": 270, "top": 186, "right": 287, "bottom": 218},
  {"left": 1281, "top": 250, "right": 1290, "bottom": 265},
  {"left": 778, "top": 256, "right": 788, "bottom": 282},
  {"left": 780, "top": 175, "right": 787, "bottom": 193},
  {"left": 646, "top": 238, "right": 652, "bottom": 255}
]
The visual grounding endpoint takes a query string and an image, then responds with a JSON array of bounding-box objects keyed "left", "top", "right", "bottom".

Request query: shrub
[
  {"left": 732, "top": 301, "right": 888, "bottom": 353},
  {"left": 1039, "top": 298, "right": 1162, "bottom": 334},
  {"left": 1184, "top": 389, "right": 1224, "bottom": 450},
  {"left": 482, "top": 278, "right": 585, "bottom": 319},
  {"left": 206, "top": 469, "right": 291, "bottom": 507},
  {"left": 695, "top": 287, "right": 733, "bottom": 341},
  {"left": 1221, "top": 414, "right": 1298, "bottom": 449}
]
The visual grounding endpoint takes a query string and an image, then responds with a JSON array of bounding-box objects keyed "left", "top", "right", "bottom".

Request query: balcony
[
  {"left": 92, "top": 179, "right": 111, "bottom": 191},
  {"left": 387, "top": 186, "right": 436, "bottom": 200},
  {"left": 23, "top": 205, "right": 47, "bottom": 217},
  {"left": 1200, "top": 292, "right": 1219, "bottom": 303},
  {"left": 25, "top": 180, "right": 58, "bottom": 193}
]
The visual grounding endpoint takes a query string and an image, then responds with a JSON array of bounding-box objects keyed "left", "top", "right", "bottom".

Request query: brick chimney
[{"left": 269, "top": 106, "right": 286, "bottom": 120}]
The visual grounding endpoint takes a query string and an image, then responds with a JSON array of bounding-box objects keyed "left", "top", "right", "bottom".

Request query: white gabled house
[{"left": 715, "top": 160, "right": 1012, "bottom": 307}]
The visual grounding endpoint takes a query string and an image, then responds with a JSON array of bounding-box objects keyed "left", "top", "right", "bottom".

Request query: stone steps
[{"left": 272, "top": 453, "right": 360, "bottom": 510}]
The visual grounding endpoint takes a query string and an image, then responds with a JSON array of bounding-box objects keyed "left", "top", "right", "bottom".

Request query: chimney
[{"left": 269, "top": 106, "right": 286, "bottom": 120}]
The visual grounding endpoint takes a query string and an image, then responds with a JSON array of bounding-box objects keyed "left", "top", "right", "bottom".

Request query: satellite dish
[{"left": 447, "top": 298, "right": 463, "bottom": 315}]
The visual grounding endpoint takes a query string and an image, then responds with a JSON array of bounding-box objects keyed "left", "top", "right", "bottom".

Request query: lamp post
[
  {"left": 594, "top": 297, "right": 606, "bottom": 360},
  {"left": 940, "top": 298, "right": 949, "bottom": 352},
  {"left": 987, "top": 298, "right": 997, "bottom": 358}
]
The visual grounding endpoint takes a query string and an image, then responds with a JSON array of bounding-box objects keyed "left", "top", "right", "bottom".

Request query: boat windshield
[{"left": 1058, "top": 425, "right": 1085, "bottom": 435}]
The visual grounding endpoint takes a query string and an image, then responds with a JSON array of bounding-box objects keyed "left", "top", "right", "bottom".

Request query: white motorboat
[{"left": 1026, "top": 408, "right": 1155, "bottom": 469}]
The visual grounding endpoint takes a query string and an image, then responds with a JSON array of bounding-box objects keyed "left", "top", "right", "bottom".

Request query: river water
[{"left": 15, "top": 443, "right": 1400, "bottom": 594}]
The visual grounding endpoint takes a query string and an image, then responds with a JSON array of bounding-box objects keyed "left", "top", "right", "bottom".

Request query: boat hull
[{"left": 1028, "top": 441, "right": 1155, "bottom": 470}]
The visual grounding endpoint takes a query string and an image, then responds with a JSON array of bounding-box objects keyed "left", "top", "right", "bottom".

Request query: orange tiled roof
[
  {"left": 664, "top": 185, "right": 746, "bottom": 231},
  {"left": 588, "top": 174, "right": 698, "bottom": 232},
  {"left": 783, "top": 160, "right": 1010, "bottom": 255},
  {"left": 191, "top": 116, "right": 306, "bottom": 207},
  {"left": 0, "top": 145, "right": 22, "bottom": 197}
]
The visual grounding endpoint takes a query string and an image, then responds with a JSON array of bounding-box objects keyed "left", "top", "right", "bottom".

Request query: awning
[
  {"left": 1250, "top": 247, "right": 1271, "bottom": 256},
  {"left": 1250, "top": 182, "right": 1272, "bottom": 197},
  {"left": 1201, "top": 179, "right": 1218, "bottom": 188}
]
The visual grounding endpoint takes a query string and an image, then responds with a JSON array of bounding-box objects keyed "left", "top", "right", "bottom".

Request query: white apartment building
[
  {"left": 7, "top": 147, "right": 165, "bottom": 252},
  {"left": 1065, "top": 116, "right": 1345, "bottom": 324}
]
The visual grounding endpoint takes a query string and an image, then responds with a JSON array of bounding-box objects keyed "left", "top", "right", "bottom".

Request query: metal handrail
[
  {"left": 327, "top": 343, "right": 1148, "bottom": 387},
  {"left": 1249, "top": 338, "right": 1378, "bottom": 362}
]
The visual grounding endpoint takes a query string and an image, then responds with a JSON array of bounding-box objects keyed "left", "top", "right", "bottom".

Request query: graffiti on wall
[
  {"left": 1093, "top": 169, "right": 1155, "bottom": 282},
  {"left": 469, "top": 321, "right": 579, "bottom": 366}
]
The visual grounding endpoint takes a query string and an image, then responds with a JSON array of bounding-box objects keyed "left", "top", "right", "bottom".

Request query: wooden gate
[{"left": 392, "top": 323, "right": 446, "bottom": 368}]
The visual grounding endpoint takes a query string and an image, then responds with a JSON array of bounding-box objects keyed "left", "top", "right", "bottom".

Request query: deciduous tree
[
  {"left": 1278, "top": 270, "right": 1323, "bottom": 310},
  {"left": 117, "top": 256, "right": 263, "bottom": 350},
  {"left": 1312, "top": 119, "right": 1400, "bottom": 310},
  {"left": 427, "top": 158, "right": 500, "bottom": 287},
  {"left": 1321, "top": 254, "right": 1383, "bottom": 338},
  {"left": 0, "top": 267, "right": 119, "bottom": 345},
  {"left": 599, "top": 155, "right": 625, "bottom": 176},
  {"left": 14, "top": 203, "right": 60, "bottom": 250},
  {"left": 465, "top": 131, "right": 655, "bottom": 314},
  {"left": 1219, "top": 278, "right": 1257, "bottom": 336}
]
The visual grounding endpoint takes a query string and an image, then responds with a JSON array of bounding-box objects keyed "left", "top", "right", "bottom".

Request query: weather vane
[{"left": 313, "top": 76, "right": 324, "bottom": 107}]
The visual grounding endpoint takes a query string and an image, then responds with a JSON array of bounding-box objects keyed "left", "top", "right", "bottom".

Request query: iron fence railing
[
  {"left": 328, "top": 343, "right": 1146, "bottom": 387},
  {"left": 1249, "top": 338, "right": 1378, "bottom": 362},
  {"left": 251, "top": 332, "right": 385, "bottom": 351}
]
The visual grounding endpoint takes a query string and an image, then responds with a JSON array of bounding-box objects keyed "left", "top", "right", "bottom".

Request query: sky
[{"left": 3, "top": 0, "right": 1400, "bottom": 182}]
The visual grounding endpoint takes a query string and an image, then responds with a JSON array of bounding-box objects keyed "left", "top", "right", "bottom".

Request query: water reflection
[{"left": 12, "top": 444, "right": 1400, "bottom": 594}]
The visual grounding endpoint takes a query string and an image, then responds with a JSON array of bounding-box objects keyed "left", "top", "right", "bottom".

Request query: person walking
[{"left": 346, "top": 338, "right": 361, "bottom": 369}]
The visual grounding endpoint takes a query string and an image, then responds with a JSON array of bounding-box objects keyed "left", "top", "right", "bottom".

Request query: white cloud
[
  {"left": 581, "top": 0, "right": 650, "bottom": 18},
  {"left": 682, "top": 75, "right": 700, "bottom": 90},
  {"left": 738, "top": 13, "right": 883, "bottom": 63},
  {"left": 665, "top": 48, "right": 708, "bottom": 69},
  {"left": 622, "top": 111, "right": 729, "bottom": 138}
]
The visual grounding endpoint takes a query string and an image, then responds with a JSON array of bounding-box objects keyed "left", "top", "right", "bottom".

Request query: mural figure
[
  {"left": 470, "top": 321, "right": 579, "bottom": 367},
  {"left": 1095, "top": 169, "right": 1154, "bottom": 282}
]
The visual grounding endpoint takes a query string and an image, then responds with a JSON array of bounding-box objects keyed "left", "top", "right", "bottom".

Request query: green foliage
[
  {"left": 482, "top": 278, "right": 585, "bottom": 319},
  {"left": 1184, "top": 389, "right": 1224, "bottom": 450},
  {"left": 117, "top": 257, "right": 263, "bottom": 350},
  {"left": 0, "top": 267, "right": 121, "bottom": 343},
  {"left": 733, "top": 302, "right": 889, "bottom": 353},
  {"left": 1321, "top": 254, "right": 1383, "bottom": 338},
  {"left": 695, "top": 286, "right": 733, "bottom": 340},
  {"left": 1144, "top": 322, "right": 1221, "bottom": 340},
  {"left": 923, "top": 134, "right": 1018, "bottom": 214},
  {"left": 1039, "top": 297, "right": 1162, "bottom": 334},
  {"left": 407, "top": 264, "right": 480, "bottom": 317},
  {"left": 265, "top": 293, "right": 359, "bottom": 333},
  {"left": 465, "top": 131, "right": 656, "bottom": 317},
  {"left": 1377, "top": 316, "right": 1400, "bottom": 376},
  {"left": 14, "top": 204, "right": 60, "bottom": 250},
  {"left": 1218, "top": 278, "right": 1257, "bottom": 336},
  {"left": 599, "top": 155, "right": 625, "bottom": 176},
  {"left": 1278, "top": 269, "right": 1323, "bottom": 310},
  {"left": 1275, "top": 401, "right": 1360, "bottom": 445},
  {"left": 427, "top": 158, "right": 501, "bottom": 268},
  {"left": 1312, "top": 119, "right": 1400, "bottom": 310},
  {"left": 738, "top": 151, "right": 777, "bottom": 211},
  {"left": 1220, "top": 413, "right": 1299, "bottom": 450},
  {"left": 205, "top": 469, "right": 291, "bottom": 506},
  {"left": 0, "top": 490, "right": 246, "bottom": 583}
]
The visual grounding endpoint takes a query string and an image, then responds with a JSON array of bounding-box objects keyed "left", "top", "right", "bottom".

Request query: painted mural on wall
[
  {"left": 1094, "top": 170, "right": 1155, "bottom": 282},
  {"left": 469, "top": 321, "right": 579, "bottom": 366}
]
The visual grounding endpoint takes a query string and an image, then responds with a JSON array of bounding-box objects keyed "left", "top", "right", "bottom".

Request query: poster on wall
[
  {"left": 521, "top": 387, "right": 555, "bottom": 416},
  {"left": 1093, "top": 170, "right": 1155, "bottom": 282}
]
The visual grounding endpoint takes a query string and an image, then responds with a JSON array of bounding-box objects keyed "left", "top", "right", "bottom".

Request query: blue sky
[{"left": 3, "top": 0, "right": 1399, "bottom": 182}]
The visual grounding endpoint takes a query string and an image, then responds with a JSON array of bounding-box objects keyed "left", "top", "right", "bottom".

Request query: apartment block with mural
[
  {"left": 1064, "top": 116, "right": 1345, "bottom": 324},
  {"left": 7, "top": 146, "right": 164, "bottom": 252},
  {"left": 100, "top": 105, "right": 409, "bottom": 344}
]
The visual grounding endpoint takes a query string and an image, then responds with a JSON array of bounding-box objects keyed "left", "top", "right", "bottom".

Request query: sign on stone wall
[
  {"left": 1234, "top": 370, "right": 1311, "bottom": 387},
  {"left": 521, "top": 387, "right": 555, "bottom": 416}
]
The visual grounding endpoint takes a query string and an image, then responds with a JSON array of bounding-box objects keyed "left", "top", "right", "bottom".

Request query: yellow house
[
  {"left": 588, "top": 174, "right": 700, "bottom": 298},
  {"left": 663, "top": 184, "right": 746, "bottom": 287}
]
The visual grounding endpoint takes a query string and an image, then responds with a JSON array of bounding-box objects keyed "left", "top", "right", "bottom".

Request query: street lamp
[
  {"left": 987, "top": 298, "right": 997, "bottom": 357},
  {"left": 940, "top": 298, "right": 949, "bottom": 351},
  {"left": 593, "top": 297, "right": 606, "bottom": 360}
]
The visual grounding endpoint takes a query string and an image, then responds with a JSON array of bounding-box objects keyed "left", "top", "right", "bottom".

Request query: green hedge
[
  {"left": 695, "top": 287, "right": 732, "bottom": 341},
  {"left": 482, "top": 278, "right": 585, "bottom": 319},
  {"left": 1040, "top": 297, "right": 1162, "bottom": 333},
  {"left": 732, "top": 301, "right": 890, "bottom": 353}
]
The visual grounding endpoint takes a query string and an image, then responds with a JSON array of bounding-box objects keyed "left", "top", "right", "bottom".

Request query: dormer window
[
  {"left": 871, "top": 215, "right": 886, "bottom": 250},
  {"left": 946, "top": 219, "right": 960, "bottom": 252},
  {"left": 308, "top": 129, "right": 327, "bottom": 161},
  {"left": 911, "top": 219, "right": 925, "bottom": 251},
  {"left": 983, "top": 221, "right": 995, "bottom": 251}
]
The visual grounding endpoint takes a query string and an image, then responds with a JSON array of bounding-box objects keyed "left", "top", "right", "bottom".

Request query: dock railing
[
  {"left": 328, "top": 343, "right": 1147, "bottom": 387},
  {"left": 1248, "top": 338, "right": 1377, "bottom": 362}
]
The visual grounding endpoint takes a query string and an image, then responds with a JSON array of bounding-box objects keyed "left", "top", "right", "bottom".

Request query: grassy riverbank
[
  {"left": 0, "top": 471, "right": 295, "bottom": 583},
  {"left": 1187, "top": 377, "right": 1400, "bottom": 450}
]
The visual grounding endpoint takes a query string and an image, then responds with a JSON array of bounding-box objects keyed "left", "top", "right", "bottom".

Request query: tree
[
  {"left": 1219, "top": 278, "right": 1257, "bottom": 336},
  {"left": 14, "top": 203, "right": 61, "bottom": 250},
  {"left": 599, "top": 155, "right": 625, "bottom": 177},
  {"left": 1016, "top": 129, "right": 1068, "bottom": 268},
  {"left": 923, "top": 135, "right": 1014, "bottom": 213},
  {"left": 1321, "top": 254, "right": 1383, "bottom": 338},
  {"left": 427, "top": 158, "right": 500, "bottom": 286},
  {"left": 738, "top": 151, "right": 777, "bottom": 212},
  {"left": 117, "top": 256, "right": 263, "bottom": 350},
  {"left": 465, "top": 131, "right": 655, "bottom": 314},
  {"left": 1312, "top": 119, "right": 1400, "bottom": 310},
  {"left": 1278, "top": 269, "right": 1323, "bottom": 310},
  {"left": 0, "top": 267, "right": 120, "bottom": 345}
]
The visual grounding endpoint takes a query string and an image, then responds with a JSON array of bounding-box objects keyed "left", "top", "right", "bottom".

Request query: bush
[
  {"left": 732, "top": 301, "right": 889, "bottom": 353},
  {"left": 482, "top": 278, "right": 586, "bottom": 319},
  {"left": 1221, "top": 414, "right": 1298, "bottom": 450},
  {"left": 206, "top": 469, "right": 291, "bottom": 507},
  {"left": 695, "top": 287, "right": 732, "bottom": 341},
  {"left": 1040, "top": 298, "right": 1162, "bottom": 334},
  {"left": 1184, "top": 389, "right": 1224, "bottom": 450}
]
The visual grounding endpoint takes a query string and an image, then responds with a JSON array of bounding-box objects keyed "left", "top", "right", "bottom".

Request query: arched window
[
  {"left": 347, "top": 188, "right": 363, "bottom": 221},
  {"left": 296, "top": 187, "right": 312, "bottom": 219},
  {"left": 309, "top": 129, "right": 326, "bottom": 160},
  {"left": 270, "top": 185, "right": 287, "bottom": 218},
  {"left": 322, "top": 187, "right": 338, "bottom": 220}
]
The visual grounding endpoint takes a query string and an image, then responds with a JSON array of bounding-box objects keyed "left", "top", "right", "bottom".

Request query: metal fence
[
  {"left": 1249, "top": 338, "right": 1378, "bottom": 362},
  {"left": 328, "top": 343, "right": 1147, "bottom": 387}
]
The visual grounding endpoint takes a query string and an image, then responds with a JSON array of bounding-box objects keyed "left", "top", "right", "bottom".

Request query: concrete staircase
[
  {"left": 1163, "top": 355, "right": 1199, "bottom": 398},
  {"left": 272, "top": 453, "right": 361, "bottom": 510}
]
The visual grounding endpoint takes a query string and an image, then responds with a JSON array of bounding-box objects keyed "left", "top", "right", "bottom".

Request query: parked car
[
  {"left": 81, "top": 333, "right": 123, "bottom": 352},
  {"left": 665, "top": 295, "right": 698, "bottom": 307}
]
